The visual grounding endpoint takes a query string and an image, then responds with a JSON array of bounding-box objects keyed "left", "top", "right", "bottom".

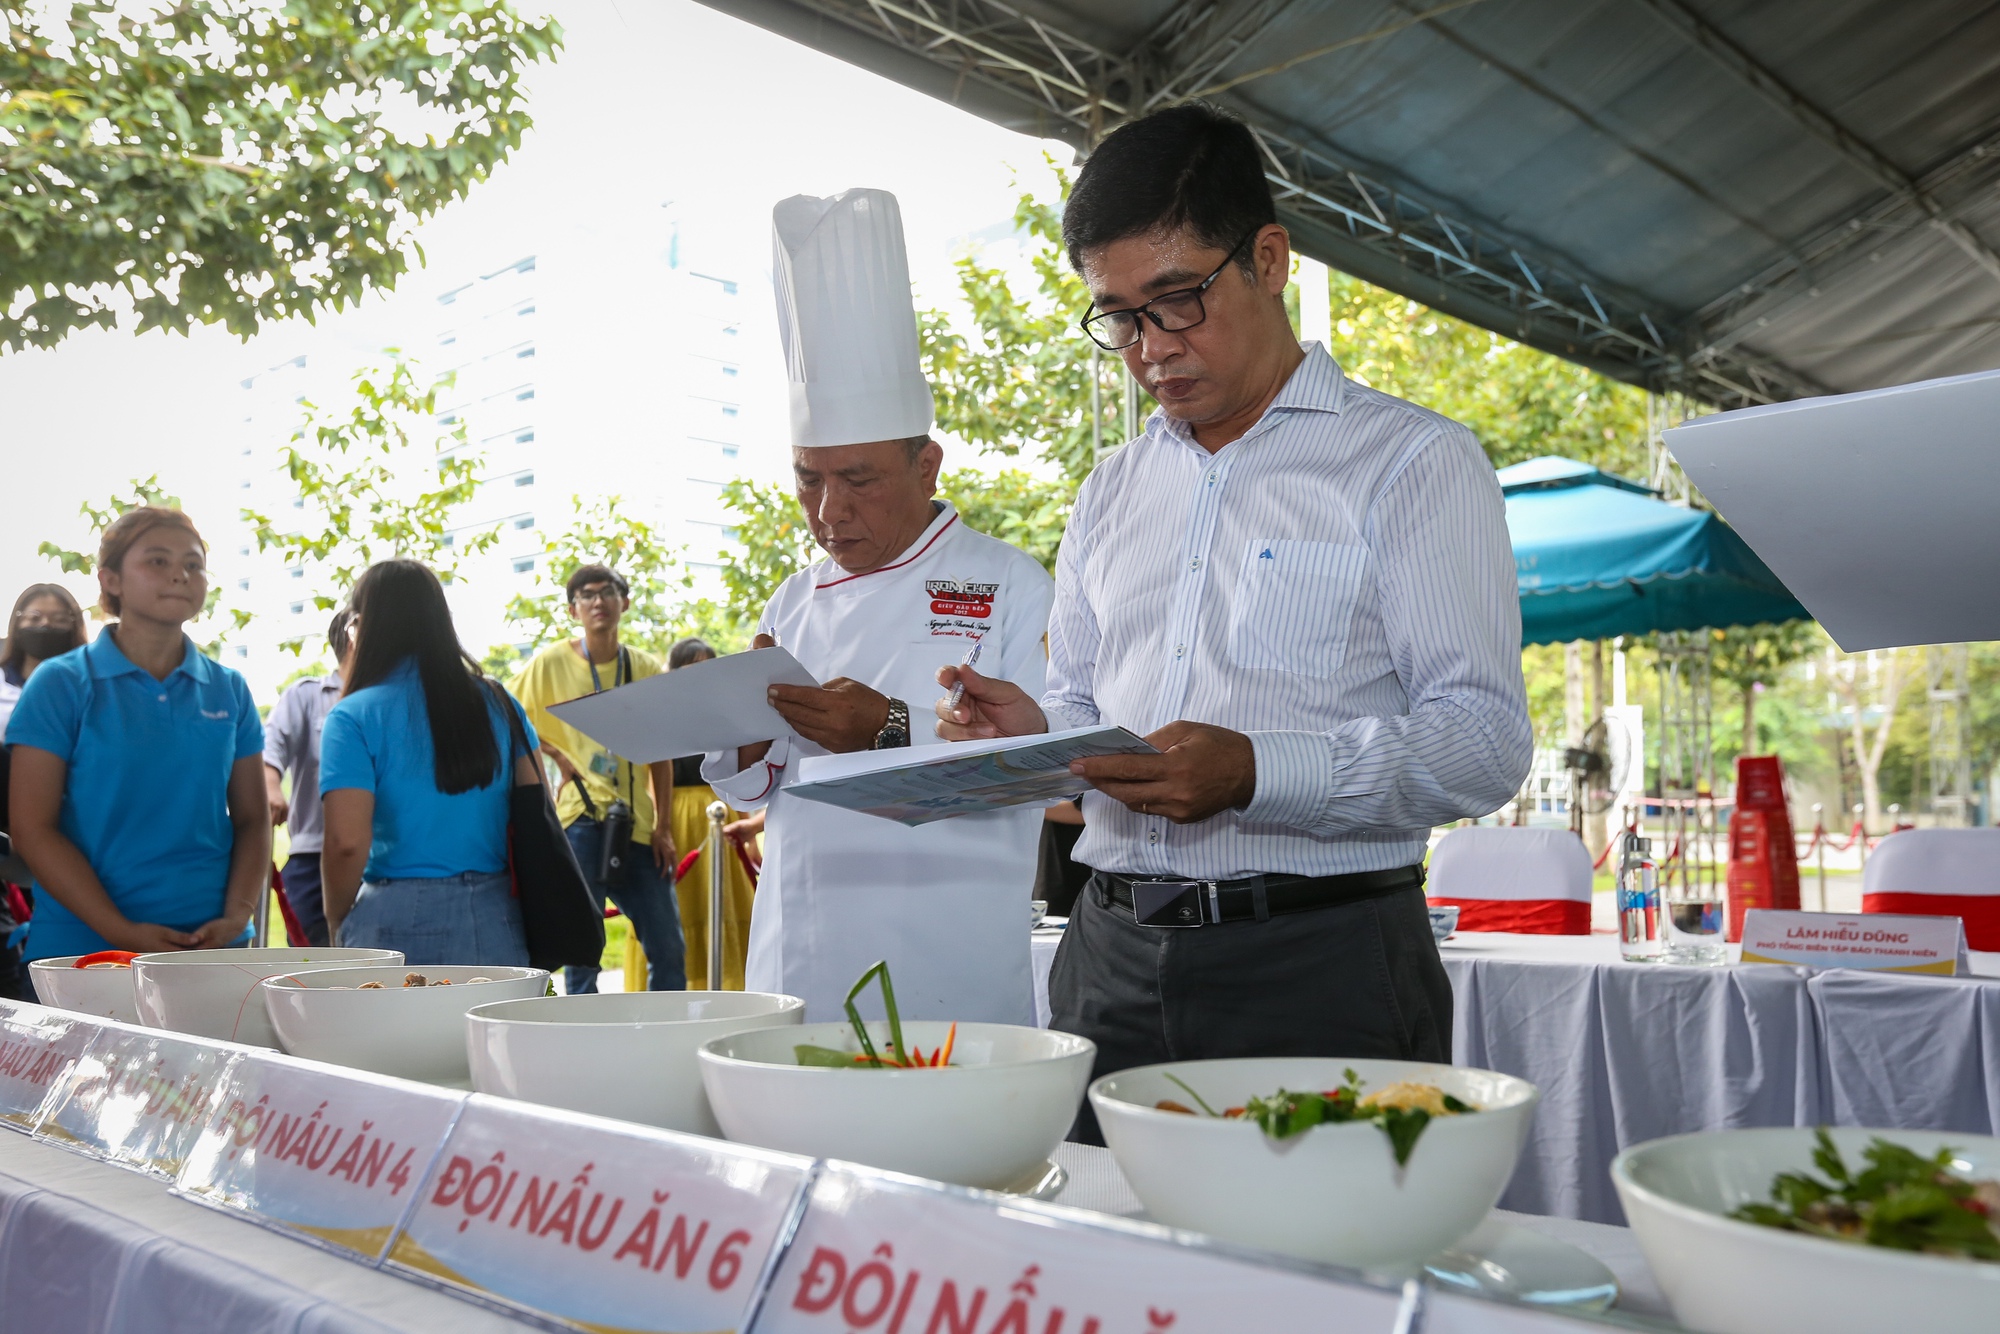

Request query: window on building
[
  {"left": 234, "top": 645, "right": 249, "bottom": 659},
  {"left": 513, "top": 557, "right": 535, "bottom": 574},
  {"left": 515, "top": 472, "right": 534, "bottom": 487},
  {"left": 515, "top": 430, "right": 534, "bottom": 444},
  {"left": 721, "top": 365, "right": 739, "bottom": 377},
  {"left": 290, "top": 567, "right": 303, "bottom": 579},
  {"left": 438, "top": 283, "right": 472, "bottom": 305},
  {"left": 721, "top": 443, "right": 740, "bottom": 458},
  {"left": 291, "top": 498, "right": 304, "bottom": 510},
  {"left": 516, "top": 346, "right": 535, "bottom": 359},
  {"left": 692, "top": 272, "right": 738, "bottom": 295},
  {"left": 514, "top": 516, "right": 534, "bottom": 530},
  {"left": 721, "top": 405, "right": 739, "bottom": 417},
  {"left": 439, "top": 333, "right": 457, "bottom": 346},
  {"left": 240, "top": 480, "right": 251, "bottom": 489},
  {"left": 290, "top": 602, "right": 304, "bottom": 615},
  {"left": 516, "top": 388, "right": 535, "bottom": 401},
  {"left": 237, "top": 579, "right": 250, "bottom": 591},
  {"left": 440, "top": 533, "right": 455, "bottom": 547}
]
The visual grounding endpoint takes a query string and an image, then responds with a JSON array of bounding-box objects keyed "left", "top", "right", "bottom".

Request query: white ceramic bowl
[
  {"left": 132, "top": 947, "right": 402, "bottom": 1047},
  {"left": 28, "top": 956, "right": 142, "bottom": 1023},
  {"left": 261, "top": 965, "right": 548, "bottom": 1084},
  {"left": 1427, "top": 905, "right": 1461, "bottom": 943},
  {"left": 467, "top": 991, "right": 804, "bottom": 1136},
  {"left": 1090, "top": 1057, "right": 1537, "bottom": 1269},
  {"left": 699, "top": 1021, "right": 1094, "bottom": 1189},
  {"left": 1613, "top": 1126, "right": 2000, "bottom": 1334}
]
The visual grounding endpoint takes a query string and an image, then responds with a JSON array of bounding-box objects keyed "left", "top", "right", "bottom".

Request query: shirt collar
[
  {"left": 321, "top": 668, "right": 343, "bottom": 692},
  {"left": 813, "top": 500, "right": 960, "bottom": 591},
  {"left": 85, "top": 627, "right": 209, "bottom": 683},
  {"left": 1150, "top": 341, "right": 1348, "bottom": 449}
]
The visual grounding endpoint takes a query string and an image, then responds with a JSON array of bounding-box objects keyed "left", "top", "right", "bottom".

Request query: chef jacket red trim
[
  {"left": 746, "top": 759, "right": 785, "bottom": 802},
  {"left": 814, "top": 513, "right": 959, "bottom": 590}
]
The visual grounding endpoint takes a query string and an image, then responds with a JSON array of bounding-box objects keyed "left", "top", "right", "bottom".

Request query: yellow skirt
[{"left": 669, "top": 784, "right": 758, "bottom": 990}]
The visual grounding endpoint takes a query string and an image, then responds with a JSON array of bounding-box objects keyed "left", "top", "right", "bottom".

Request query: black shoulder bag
[{"left": 491, "top": 681, "right": 604, "bottom": 970}]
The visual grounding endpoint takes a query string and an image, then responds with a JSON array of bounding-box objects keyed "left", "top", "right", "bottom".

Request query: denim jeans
[
  {"left": 279, "top": 852, "right": 331, "bottom": 948},
  {"left": 563, "top": 817, "right": 687, "bottom": 993},
  {"left": 337, "top": 870, "right": 529, "bottom": 968}
]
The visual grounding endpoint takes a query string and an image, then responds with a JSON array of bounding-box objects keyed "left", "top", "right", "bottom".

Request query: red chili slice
[{"left": 73, "top": 950, "right": 140, "bottom": 969}]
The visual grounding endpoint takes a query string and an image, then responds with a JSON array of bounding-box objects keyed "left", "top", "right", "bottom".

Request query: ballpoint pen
[{"left": 946, "top": 638, "right": 984, "bottom": 712}]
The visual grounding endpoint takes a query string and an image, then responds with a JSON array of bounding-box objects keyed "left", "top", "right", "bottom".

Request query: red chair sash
[
  {"left": 1862, "top": 892, "right": 2000, "bottom": 952},
  {"left": 1431, "top": 897, "right": 1592, "bottom": 936}
]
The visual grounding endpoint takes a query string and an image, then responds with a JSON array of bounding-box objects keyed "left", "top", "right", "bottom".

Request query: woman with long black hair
[{"left": 318, "top": 560, "right": 542, "bottom": 965}]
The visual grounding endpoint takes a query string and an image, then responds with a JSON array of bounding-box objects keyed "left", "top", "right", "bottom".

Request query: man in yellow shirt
[{"left": 513, "top": 564, "right": 684, "bottom": 993}]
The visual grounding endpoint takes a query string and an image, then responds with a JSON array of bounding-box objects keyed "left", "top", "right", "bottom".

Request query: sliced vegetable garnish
[
  {"left": 793, "top": 961, "right": 958, "bottom": 1070},
  {"left": 1729, "top": 1129, "right": 2000, "bottom": 1260},
  {"left": 72, "top": 951, "right": 140, "bottom": 969}
]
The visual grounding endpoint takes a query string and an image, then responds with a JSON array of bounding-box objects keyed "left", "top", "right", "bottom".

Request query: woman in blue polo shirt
[
  {"left": 319, "top": 559, "right": 543, "bottom": 966},
  {"left": 7, "top": 508, "right": 270, "bottom": 963}
]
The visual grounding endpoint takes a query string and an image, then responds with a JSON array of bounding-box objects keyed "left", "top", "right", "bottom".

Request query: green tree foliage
[
  {"left": 716, "top": 477, "right": 818, "bottom": 631},
  {"left": 244, "top": 352, "right": 496, "bottom": 652},
  {"left": 1324, "top": 271, "right": 1651, "bottom": 476},
  {"left": 38, "top": 474, "right": 251, "bottom": 654},
  {"left": 1, "top": 0, "right": 561, "bottom": 351},
  {"left": 487, "top": 493, "right": 745, "bottom": 674},
  {"left": 942, "top": 467, "right": 1067, "bottom": 573},
  {"left": 1708, "top": 621, "right": 1824, "bottom": 756}
]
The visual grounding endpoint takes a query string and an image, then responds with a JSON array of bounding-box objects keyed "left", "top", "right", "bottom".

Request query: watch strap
[{"left": 874, "top": 697, "right": 911, "bottom": 749}]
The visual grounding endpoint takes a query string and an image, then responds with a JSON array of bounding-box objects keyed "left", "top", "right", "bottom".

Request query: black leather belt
[{"left": 1097, "top": 865, "right": 1425, "bottom": 928}]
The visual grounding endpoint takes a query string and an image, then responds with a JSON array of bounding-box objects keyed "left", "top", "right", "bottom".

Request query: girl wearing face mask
[
  {"left": 0, "top": 584, "right": 87, "bottom": 738},
  {"left": 6, "top": 508, "right": 270, "bottom": 966},
  {"left": 0, "top": 584, "right": 88, "bottom": 998}
]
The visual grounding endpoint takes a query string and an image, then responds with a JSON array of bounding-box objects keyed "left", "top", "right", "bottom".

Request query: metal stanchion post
[
  {"left": 706, "top": 801, "right": 728, "bottom": 991},
  {"left": 1812, "top": 803, "right": 1826, "bottom": 912},
  {"left": 254, "top": 873, "right": 272, "bottom": 947}
]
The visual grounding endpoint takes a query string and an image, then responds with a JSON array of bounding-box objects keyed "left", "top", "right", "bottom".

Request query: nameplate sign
[
  {"left": 385, "top": 1096, "right": 814, "bottom": 1334},
  {"left": 36, "top": 1024, "right": 240, "bottom": 1175},
  {"left": 174, "top": 1051, "right": 465, "bottom": 1260},
  {"left": 1740, "top": 910, "right": 1969, "bottom": 975},
  {"left": 0, "top": 1003, "right": 101, "bottom": 1133},
  {"left": 747, "top": 1164, "right": 1404, "bottom": 1334}
]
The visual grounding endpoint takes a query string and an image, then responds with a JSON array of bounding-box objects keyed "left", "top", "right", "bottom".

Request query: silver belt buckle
[{"left": 1130, "top": 879, "right": 1217, "bottom": 928}]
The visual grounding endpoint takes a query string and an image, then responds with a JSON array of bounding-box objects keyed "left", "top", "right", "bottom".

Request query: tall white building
[{"left": 223, "top": 205, "right": 788, "bottom": 697}]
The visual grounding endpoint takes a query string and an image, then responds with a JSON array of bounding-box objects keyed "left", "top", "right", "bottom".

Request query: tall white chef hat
[{"left": 772, "top": 188, "right": 935, "bottom": 449}]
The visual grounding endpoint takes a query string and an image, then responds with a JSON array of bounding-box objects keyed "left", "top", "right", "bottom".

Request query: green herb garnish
[
  {"left": 793, "top": 961, "right": 957, "bottom": 1070},
  {"left": 1729, "top": 1129, "right": 2000, "bottom": 1260},
  {"left": 1156, "top": 1068, "right": 1475, "bottom": 1166}
]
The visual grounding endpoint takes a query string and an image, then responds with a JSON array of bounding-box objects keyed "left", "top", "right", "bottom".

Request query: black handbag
[{"left": 491, "top": 681, "right": 605, "bottom": 970}]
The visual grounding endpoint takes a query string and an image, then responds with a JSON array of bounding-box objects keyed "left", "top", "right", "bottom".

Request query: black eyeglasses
[{"left": 1079, "top": 229, "right": 1259, "bottom": 351}]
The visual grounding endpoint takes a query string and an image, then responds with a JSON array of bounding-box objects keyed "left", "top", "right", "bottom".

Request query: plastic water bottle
[{"left": 1618, "top": 835, "right": 1664, "bottom": 962}]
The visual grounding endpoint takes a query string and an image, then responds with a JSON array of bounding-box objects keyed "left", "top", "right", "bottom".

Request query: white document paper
[
  {"left": 546, "top": 647, "right": 820, "bottom": 763},
  {"left": 1663, "top": 368, "right": 2000, "bottom": 650},
  {"left": 787, "top": 725, "right": 1158, "bottom": 825}
]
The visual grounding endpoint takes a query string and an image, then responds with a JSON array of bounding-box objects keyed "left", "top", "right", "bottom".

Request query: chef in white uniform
[{"left": 703, "top": 188, "right": 1054, "bottom": 1025}]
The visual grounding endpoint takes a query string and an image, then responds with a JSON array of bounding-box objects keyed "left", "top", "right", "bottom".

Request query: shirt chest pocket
[{"left": 1226, "top": 539, "right": 1370, "bottom": 678}]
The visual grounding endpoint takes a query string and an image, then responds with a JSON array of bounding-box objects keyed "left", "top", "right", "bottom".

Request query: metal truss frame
[{"left": 698, "top": 0, "right": 1873, "bottom": 408}]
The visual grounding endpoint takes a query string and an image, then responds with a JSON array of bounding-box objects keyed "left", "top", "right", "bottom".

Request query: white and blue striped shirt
[{"left": 1044, "top": 343, "right": 1531, "bottom": 880}]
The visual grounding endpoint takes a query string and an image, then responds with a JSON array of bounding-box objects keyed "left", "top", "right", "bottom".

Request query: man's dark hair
[
  {"left": 1062, "top": 102, "right": 1275, "bottom": 274},
  {"left": 565, "top": 564, "right": 629, "bottom": 603},
  {"left": 327, "top": 606, "right": 352, "bottom": 661}
]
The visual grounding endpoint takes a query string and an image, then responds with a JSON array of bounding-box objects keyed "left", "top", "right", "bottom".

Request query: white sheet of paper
[
  {"left": 1663, "top": 368, "right": 2000, "bottom": 650},
  {"left": 545, "top": 646, "right": 820, "bottom": 763},
  {"left": 786, "top": 725, "right": 1158, "bottom": 825}
]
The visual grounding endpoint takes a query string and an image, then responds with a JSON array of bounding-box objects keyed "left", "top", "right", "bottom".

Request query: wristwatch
[{"left": 873, "top": 697, "right": 911, "bottom": 749}]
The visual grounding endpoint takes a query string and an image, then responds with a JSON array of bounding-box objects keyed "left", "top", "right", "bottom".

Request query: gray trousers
[{"left": 1049, "top": 873, "right": 1453, "bottom": 1144}]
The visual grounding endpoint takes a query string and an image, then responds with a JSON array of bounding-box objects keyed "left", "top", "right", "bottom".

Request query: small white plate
[{"left": 1422, "top": 1218, "right": 1619, "bottom": 1312}]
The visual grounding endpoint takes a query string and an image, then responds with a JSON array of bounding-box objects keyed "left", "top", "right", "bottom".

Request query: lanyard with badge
[{"left": 576, "top": 647, "right": 635, "bottom": 886}]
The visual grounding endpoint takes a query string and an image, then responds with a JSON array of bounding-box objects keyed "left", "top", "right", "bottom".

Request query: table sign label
[
  {"left": 1740, "top": 909, "right": 1969, "bottom": 974},
  {"left": 35, "top": 1024, "right": 240, "bottom": 1175},
  {"left": 747, "top": 1164, "right": 1404, "bottom": 1334},
  {"left": 0, "top": 1004, "right": 101, "bottom": 1133},
  {"left": 173, "top": 1050, "right": 465, "bottom": 1260},
  {"left": 385, "top": 1095, "right": 814, "bottom": 1334}
]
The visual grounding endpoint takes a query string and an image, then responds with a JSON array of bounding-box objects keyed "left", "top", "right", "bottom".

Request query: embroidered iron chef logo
[{"left": 926, "top": 579, "right": 998, "bottom": 619}]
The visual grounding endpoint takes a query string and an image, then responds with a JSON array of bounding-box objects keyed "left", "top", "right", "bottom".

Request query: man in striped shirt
[{"left": 938, "top": 103, "right": 1531, "bottom": 1140}]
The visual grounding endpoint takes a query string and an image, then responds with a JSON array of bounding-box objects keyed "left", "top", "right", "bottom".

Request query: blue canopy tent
[{"left": 1502, "top": 457, "right": 1809, "bottom": 646}]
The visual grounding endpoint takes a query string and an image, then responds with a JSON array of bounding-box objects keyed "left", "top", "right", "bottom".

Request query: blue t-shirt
[
  {"left": 318, "top": 661, "right": 538, "bottom": 882},
  {"left": 5, "top": 631, "right": 263, "bottom": 960}
]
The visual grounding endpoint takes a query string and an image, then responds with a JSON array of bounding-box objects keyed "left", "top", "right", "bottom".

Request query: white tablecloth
[
  {"left": 1445, "top": 933, "right": 2000, "bottom": 1223},
  {"left": 0, "top": 1132, "right": 543, "bottom": 1333},
  {"left": 1027, "top": 925, "right": 2000, "bottom": 1226}
]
